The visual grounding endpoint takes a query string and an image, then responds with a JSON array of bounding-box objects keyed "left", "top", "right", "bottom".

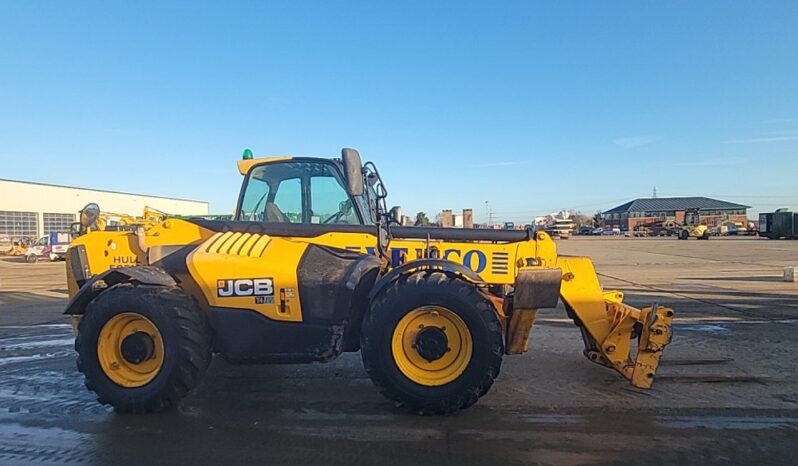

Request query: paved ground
[{"left": 0, "top": 237, "right": 797, "bottom": 465}]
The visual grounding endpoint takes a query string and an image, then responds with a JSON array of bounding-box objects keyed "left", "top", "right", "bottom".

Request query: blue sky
[{"left": 1, "top": 1, "right": 797, "bottom": 221}]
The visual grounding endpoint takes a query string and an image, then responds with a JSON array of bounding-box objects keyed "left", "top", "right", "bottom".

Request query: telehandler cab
[{"left": 64, "top": 148, "right": 674, "bottom": 414}]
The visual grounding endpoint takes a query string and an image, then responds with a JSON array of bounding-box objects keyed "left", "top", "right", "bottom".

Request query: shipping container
[{"left": 759, "top": 209, "right": 797, "bottom": 239}]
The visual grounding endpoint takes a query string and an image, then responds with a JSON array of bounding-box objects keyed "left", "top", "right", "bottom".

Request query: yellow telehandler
[
  {"left": 64, "top": 149, "right": 674, "bottom": 414},
  {"left": 678, "top": 208, "right": 710, "bottom": 240}
]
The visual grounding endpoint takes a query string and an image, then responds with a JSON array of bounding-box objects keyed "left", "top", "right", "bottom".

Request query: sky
[{"left": 1, "top": 1, "right": 797, "bottom": 222}]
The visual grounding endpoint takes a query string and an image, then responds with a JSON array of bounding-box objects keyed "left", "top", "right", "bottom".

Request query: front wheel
[
  {"left": 75, "top": 284, "right": 212, "bottom": 413},
  {"left": 361, "top": 271, "right": 504, "bottom": 414}
]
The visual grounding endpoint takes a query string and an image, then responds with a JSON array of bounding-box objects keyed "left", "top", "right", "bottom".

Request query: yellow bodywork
[
  {"left": 187, "top": 231, "right": 307, "bottom": 322},
  {"left": 66, "top": 154, "right": 674, "bottom": 390},
  {"left": 682, "top": 224, "right": 709, "bottom": 238},
  {"left": 2, "top": 242, "right": 28, "bottom": 256},
  {"left": 68, "top": 216, "right": 673, "bottom": 389},
  {"left": 237, "top": 156, "right": 292, "bottom": 175}
]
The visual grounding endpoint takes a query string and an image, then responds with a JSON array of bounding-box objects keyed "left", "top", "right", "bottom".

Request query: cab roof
[{"left": 236, "top": 156, "right": 293, "bottom": 175}]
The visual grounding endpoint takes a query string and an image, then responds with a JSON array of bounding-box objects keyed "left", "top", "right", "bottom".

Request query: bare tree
[
  {"left": 592, "top": 210, "right": 603, "bottom": 227},
  {"left": 414, "top": 212, "right": 431, "bottom": 226}
]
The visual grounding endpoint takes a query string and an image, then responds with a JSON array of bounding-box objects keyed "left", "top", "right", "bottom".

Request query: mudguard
[
  {"left": 367, "top": 258, "right": 484, "bottom": 301},
  {"left": 63, "top": 266, "right": 177, "bottom": 315}
]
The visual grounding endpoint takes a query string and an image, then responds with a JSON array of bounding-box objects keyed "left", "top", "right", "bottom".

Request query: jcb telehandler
[
  {"left": 64, "top": 149, "right": 674, "bottom": 414},
  {"left": 678, "top": 208, "right": 710, "bottom": 240}
]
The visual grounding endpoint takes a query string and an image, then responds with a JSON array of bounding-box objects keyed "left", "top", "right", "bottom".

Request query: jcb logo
[{"left": 217, "top": 278, "right": 274, "bottom": 297}]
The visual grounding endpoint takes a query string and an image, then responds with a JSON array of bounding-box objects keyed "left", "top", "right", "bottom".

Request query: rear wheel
[
  {"left": 25, "top": 254, "right": 37, "bottom": 263},
  {"left": 76, "top": 284, "right": 212, "bottom": 413},
  {"left": 361, "top": 271, "right": 503, "bottom": 414},
  {"left": 678, "top": 230, "right": 689, "bottom": 240}
]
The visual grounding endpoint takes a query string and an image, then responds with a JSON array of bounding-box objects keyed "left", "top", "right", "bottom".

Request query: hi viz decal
[{"left": 217, "top": 278, "right": 275, "bottom": 304}]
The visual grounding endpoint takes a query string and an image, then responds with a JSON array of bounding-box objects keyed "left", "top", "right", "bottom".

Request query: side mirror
[
  {"left": 389, "top": 206, "right": 402, "bottom": 225},
  {"left": 80, "top": 203, "right": 100, "bottom": 227},
  {"left": 341, "top": 148, "right": 364, "bottom": 196}
]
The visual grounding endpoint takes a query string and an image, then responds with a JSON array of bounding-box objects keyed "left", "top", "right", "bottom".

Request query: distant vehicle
[
  {"left": 602, "top": 228, "right": 621, "bottom": 235},
  {"left": 592, "top": 227, "right": 604, "bottom": 235},
  {"left": 678, "top": 208, "right": 710, "bottom": 240},
  {"left": 577, "top": 226, "right": 593, "bottom": 235},
  {"left": 759, "top": 209, "right": 798, "bottom": 239},
  {"left": 503, "top": 222, "right": 515, "bottom": 230},
  {"left": 25, "top": 231, "right": 71, "bottom": 263}
]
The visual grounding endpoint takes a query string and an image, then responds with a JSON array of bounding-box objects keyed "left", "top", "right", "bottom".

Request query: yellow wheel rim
[
  {"left": 391, "top": 305, "right": 473, "bottom": 386},
  {"left": 97, "top": 312, "right": 164, "bottom": 388}
]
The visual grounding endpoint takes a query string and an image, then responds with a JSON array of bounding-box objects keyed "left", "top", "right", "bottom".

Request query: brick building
[
  {"left": 438, "top": 208, "right": 474, "bottom": 228},
  {"left": 602, "top": 197, "right": 749, "bottom": 232}
]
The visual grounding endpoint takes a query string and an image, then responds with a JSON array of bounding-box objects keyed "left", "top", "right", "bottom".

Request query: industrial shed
[{"left": 0, "top": 179, "right": 208, "bottom": 240}]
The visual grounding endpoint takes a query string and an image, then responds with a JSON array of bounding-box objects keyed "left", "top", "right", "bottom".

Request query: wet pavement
[{"left": 0, "top": 238, "right": 797, "bottom": 465}]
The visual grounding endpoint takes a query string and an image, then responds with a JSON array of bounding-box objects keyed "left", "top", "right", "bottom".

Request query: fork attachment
[{"left": 557, "top": 256, "right": 674, "bottom": 388}]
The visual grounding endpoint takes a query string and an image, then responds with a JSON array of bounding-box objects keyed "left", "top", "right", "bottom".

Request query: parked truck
[
  {"left": 25, "top": 231, "right": 71, "bottom": 263},
  {"left": 759, "top": 209, "right": 798, "bottom": 239}
]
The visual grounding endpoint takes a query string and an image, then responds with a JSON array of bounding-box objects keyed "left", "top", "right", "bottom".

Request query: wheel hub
[
  {"left": 414, "top": 326, "right": 449, "bottom": 362},
  {"left": 392, "top": 305, "right": 473, "bottom": 386},
  {"left": 120, "top": 331, "right": 155, "bottom": 364},
  {"left": 97, "top": 312, "right": 165, "bottom": 387}
]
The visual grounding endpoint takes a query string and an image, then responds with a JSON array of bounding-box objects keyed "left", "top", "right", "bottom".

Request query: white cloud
[{"left": 613, "top": 135, "right": 658, "bottom": 149}]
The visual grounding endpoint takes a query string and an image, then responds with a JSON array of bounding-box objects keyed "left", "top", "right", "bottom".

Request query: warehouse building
[
  {"left": 602, "top": 197, "right": 749, "bottom": 232},
  {"left": 0, "top": 179, "right": 209, "bottom": 240}
]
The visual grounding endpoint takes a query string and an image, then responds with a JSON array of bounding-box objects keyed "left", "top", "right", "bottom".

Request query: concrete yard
[{"left": 0, "top": 237, "right": 796, "bottom": 465}]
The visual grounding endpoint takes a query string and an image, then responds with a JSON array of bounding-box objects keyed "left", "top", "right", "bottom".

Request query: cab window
[
  {"left": 237, "top": 160, "right": 363, "bottom": 224},
  {"left": 311, "top": 176, "right": 358, "bottom": 224},
  {"left": 272, "top": 177, "right": 301, "bottom": 222},
  {"left": 239, "top": 176, "right": 269, "bottom": 221}
]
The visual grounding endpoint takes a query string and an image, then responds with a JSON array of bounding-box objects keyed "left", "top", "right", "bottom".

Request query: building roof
[
  {"left": 0, "top": 178, "right": 208, "bottom": 205},
  {"left": 603, "top": 197, "right": 750, "bottom": 214}
]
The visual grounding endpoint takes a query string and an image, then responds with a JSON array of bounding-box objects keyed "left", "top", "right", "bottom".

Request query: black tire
[
  {"left": 678, "top": 230, "right": 689, "bottom": 240},
  {"left": 76, "top": 283, "right": 212, "bottom": 413},
  {"left": 25, "top": 254, "right": 37, "bottom": 263},
  {"left": 361, "top": 271, "right": 503, "bottom": 415},
  {"left": 700, "top": 231, "right": 710, "bottom": 240}
]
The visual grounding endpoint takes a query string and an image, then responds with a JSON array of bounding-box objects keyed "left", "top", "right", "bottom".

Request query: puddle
[
  {"left": 0, "top": 324, "right": 71, "bottom": 330},
  {"left": 677, "top": 324, "right": 730, "bottom": 333},
  {"left": 0, "top": 351, "right": 74, "bottom": 366},
  {"left": 1, "top": 338, "right": 75, "bottom": 350}
]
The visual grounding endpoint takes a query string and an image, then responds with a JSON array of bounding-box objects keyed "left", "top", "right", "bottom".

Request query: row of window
[
  {"left": 43, "top": 213, "right": 75, "bottom": 233},
  {"left": 0, "top": 211, "right": 76, "bottom": 239},
  {"left": 606, "top": 209, "right": 746, "bottom": 220}
]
